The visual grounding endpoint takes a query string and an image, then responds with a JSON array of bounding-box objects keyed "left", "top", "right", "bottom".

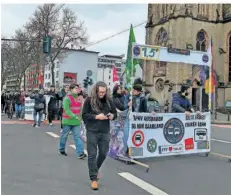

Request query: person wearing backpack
[{"left": 30, "top": 89, "right": 46, "bottom": 128}]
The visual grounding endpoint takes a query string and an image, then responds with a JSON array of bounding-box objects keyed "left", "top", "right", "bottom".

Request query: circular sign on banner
[
  {"left": 202, "top": 54, "right": 209, "bottom": 63},
  {"left": 163, "top": 118, "right": 185, "bottom": 144},
  {"left": 132, "top": 130, "right": 144, "bottom": 147},
  {"left": 147, "top": 139, "right": 157, "bottom": 153},
  {"left": 133, "top": 46, "right": 141, "bottom": 57}
]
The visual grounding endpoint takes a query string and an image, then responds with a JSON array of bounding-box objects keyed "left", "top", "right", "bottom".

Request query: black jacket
[
  {"left": 47, "top": 91, "right": 58, "bottom": 110},
  {"left": 82, "top": 97, "right": 117, "bottom": 133},
  {"left": 132, "top": 94, "right": 149, "bottom": 113}
]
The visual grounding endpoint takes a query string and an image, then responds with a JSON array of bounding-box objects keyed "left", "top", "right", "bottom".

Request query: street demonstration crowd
[{"left": 1, "top": 81, "right": 193, "bottom": 190}]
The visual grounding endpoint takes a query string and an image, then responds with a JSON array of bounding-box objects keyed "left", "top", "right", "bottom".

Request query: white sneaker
[
  {"left": 60, "top": 129, "right": 63, "bottom": 133},
  {"left": 36, "top": 125, "right": 40, "bottom": 128},
  {"left": 49, "top": 123, "right": 53, "bottom": 126}
]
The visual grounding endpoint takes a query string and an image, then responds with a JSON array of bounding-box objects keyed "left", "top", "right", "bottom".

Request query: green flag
[{"left": 125, "top": 24, "right": 139, "bottom": 89}]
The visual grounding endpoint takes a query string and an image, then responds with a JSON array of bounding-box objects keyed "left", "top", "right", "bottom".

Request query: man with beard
[
  {"left": 172, "top": 84, "right": 193, "bottom": 116},
  {"left": 82, "top": 81, "right": 117, "bottom": 190}
]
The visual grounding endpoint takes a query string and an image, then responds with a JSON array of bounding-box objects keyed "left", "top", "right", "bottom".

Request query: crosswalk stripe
[
  {"left": 211, "top": 138, "right": 231, "bottom": 144},
  {"left": 118, "top": 172, "right": 169, "bottom": 195},
  {"left": 46, "top": 132, "right": 60, "bottom": 138}
]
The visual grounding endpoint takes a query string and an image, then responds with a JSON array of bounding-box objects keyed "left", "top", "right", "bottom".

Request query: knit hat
[{"left": 133, "top": 84, "right": 143, "bottom": 92}]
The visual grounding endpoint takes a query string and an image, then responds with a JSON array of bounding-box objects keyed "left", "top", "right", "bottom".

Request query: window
[
  {"left": 196, "top": 30, "right": 207, "bottom": 51},
  {"left": 229, "top": 34, "right": 231, "bottom": 83},
  {"left": 56, "top": 71, "right": 59, "bottom": 78},
  {"left": 109, "top": 76, "right": 111, "bottom": 79},
  {"left": 45, "top": 74, "right": 47, "bottom": 79},
  {"left": 48, "top": 74, "right": 50, "bottom": 79},
  {"left": 56, "top": 61, "right": 59, "bottom": 68}
]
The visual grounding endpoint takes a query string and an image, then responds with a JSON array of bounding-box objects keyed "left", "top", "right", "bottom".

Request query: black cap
[
  {"left": 181, "top": 84, "right": 189, "bottom": 92},
  {"left": 133, "top": 84, "right": 142, "bottom": 92}
]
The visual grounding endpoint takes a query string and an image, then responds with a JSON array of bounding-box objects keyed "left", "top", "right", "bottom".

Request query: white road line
[
  {"left": 118, "top": 172, "right": 169, "bottom": 195},
  {"left": 211, "top": 138, "right": 231, "bottom": 144},
  {"left": 69, "top": 144, "right": 88, "bottom": 156},
  {"left": 46, "top": 132, "right": 60, "bottom": 138}
]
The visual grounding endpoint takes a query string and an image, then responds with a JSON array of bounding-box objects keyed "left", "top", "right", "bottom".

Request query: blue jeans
[
  {"left": 20, "top": 105, "right": 25, "bottom": 119},
  {"left": 15, "top": 104, "right": 22, "bottom": 118},
  {"left": 59, "top": 125, "right": 84, "bottom": 156},
  {"left": 33, "top": 109, "right": 43, "bottom": 126}
]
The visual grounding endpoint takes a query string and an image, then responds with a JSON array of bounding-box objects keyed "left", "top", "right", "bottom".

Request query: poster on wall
[
  {"left": 63, "top": 72, "right": 77, "bottom": 85},
  {"left": 127, "top": 112, "right": 211, "bottom": 159}
]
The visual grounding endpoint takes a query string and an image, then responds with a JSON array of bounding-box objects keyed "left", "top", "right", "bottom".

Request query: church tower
[{"left": 144, "top": 4, "right": 231, "bottom": 108}]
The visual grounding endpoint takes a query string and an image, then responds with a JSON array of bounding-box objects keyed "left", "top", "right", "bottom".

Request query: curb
[{"left": 211, "top": 120, "right": 231, "bottom": 125}]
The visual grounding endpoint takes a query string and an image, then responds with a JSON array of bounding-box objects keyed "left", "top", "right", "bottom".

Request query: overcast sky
[{"left": 1, "top": 4, "right": 147, "bottom": 56}]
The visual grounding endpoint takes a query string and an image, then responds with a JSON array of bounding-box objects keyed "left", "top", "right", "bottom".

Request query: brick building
[
  {"left": 25, "top": 64, "right": 44, "bottom": 90},
  {"left": 144, "top": 4, "right": 231, "bottom": 108}
]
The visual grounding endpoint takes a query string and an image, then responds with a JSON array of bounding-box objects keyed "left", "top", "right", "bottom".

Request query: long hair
[{"left": 90, "top": 81, "right": 111, "bottom": 113}]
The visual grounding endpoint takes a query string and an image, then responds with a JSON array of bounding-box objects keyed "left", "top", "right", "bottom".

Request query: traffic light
[
  {"left": 88, "top": 78, "right": 93, "bottom": 86},
  {"left": 83, "top": 78, "right": 88, "bottom": 88},
  {"left": 43, "top": 36, "right": 52, "bottom": 54}
]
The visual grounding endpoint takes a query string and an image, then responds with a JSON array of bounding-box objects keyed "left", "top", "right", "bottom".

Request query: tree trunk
[{"left": 51, "top": 62, "right": 55, "bottom": 87}]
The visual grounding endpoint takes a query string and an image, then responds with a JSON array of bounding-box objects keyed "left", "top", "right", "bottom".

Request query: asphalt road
[{"left": 2, "top": 116, "right": 231, "bottom": 195}]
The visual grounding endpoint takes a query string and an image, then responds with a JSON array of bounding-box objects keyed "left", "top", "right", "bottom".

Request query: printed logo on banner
[
  {"left": 158, "top": 145, "right": 183, "bottom": 154},
  {"left": 197, "top": 141, "right": 209, "bottom": 150},
  {"left": 184, "top": 138, "right": 194, "bottom": 150},
  {"left": 132, "top": 130, "right": 144, "bottom": 147},
  {"left": 147, "top": 139, "right": 157, "bottom": 153},
  {"left": 163, "top": 118, "right": 185, "bottom": 144},
  {"left": 133, "top": 46, "right": 141, "bottom": 56},
  {"left": 202, "top": 54, "right": 209, "bottom": 63},
  {"left": 194, "top": 128, "right": 208, "bottom": 142}
]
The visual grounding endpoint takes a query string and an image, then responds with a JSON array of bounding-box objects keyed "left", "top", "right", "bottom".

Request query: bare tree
[
  {"left": 11, "top": 29, "right": 42, "bottom": 89},
  {"left": 1, "top": 39, "right": 16, "bottom": 89},
  {"left": 25, "top": 4, "right": 88, "bottom": 86}
]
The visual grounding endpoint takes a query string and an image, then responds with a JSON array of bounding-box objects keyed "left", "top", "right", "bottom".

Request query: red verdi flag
[{"left": 113, "top": 66, "right": 120, "bottom": 82}]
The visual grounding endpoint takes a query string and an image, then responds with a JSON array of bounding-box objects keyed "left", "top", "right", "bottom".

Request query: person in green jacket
[{"left": 59, "top": 83, "right": 87, "bottom": 159}]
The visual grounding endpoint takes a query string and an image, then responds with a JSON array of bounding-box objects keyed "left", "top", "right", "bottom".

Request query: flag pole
[{"left": 208, "top": 39, "right": 212, "bottom": 112}]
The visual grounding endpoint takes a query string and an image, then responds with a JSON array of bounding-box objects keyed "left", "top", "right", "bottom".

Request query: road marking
[
  {"left": 69, "top": 144, "right": 88, "bottom": 156},
  {"left": 211, "top": 138, "right": 231, "bottom": 144},
  {"left": 46, "top": 132, "right": 60, "bottom": 138},
  {"left": 212, "top": 124, "right": 231, "bottom": 129},
  {"left": 118, "top": 172, "right": 169, "bottom": 195},
  {"left": 210, "top": 152, "right": 231, "bottom": 160}
]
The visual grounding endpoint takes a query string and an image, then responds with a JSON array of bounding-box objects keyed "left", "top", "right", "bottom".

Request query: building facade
[
  {"left": 144, "top": 4, "right": 231, "bottom": 108},
  {"left": 44, "top": 49, "right": 99, "bottom": 91},
  {"left": 97, "top": 54, "right": 126, "bottom": 91},
  {"left": 25, "top": 64, "right": 44, "bottom": 90}
]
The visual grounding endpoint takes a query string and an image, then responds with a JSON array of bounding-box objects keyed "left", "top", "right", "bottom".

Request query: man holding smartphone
[{"left": 82, "top": 81, "right": 117, "bottom": 190}]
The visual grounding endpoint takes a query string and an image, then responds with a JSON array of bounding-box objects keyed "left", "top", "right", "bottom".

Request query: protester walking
[
  {"left": 82, "top": 81, "right": 117, "bottom": 190},
  {"left": 59, "top": 84, "right": 86, "bottom": 159},
  {"left": 58, "top": 85, "right": 70, "bottom": 132},
  {"left": 47, "top": 85, "right": 58, "bottom": 125},
  {"left": 30, "top": 89, "right": 46, "bottom": 127}
]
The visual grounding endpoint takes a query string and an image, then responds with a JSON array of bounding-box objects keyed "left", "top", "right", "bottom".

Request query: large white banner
[{"left": 127, "top": 112, "right": 211, "bottom": 159}]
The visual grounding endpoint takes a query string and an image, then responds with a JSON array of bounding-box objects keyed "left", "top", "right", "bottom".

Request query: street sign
[{"left": 87, "top": 70, "right": 93, "bottom": 77}]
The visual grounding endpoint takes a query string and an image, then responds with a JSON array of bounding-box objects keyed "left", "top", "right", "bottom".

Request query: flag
[
  {"left": 204, "top": 38, "right": 217, "bottom": 96},
  {"left": 204, "top": 38, "right": 217, "bottom": 103},
  {"left": 125, "top": 24, "right": 139, "bottom": 88},
  {"left": 112, "top": 66, "right": 120, "bottom": 82}
]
